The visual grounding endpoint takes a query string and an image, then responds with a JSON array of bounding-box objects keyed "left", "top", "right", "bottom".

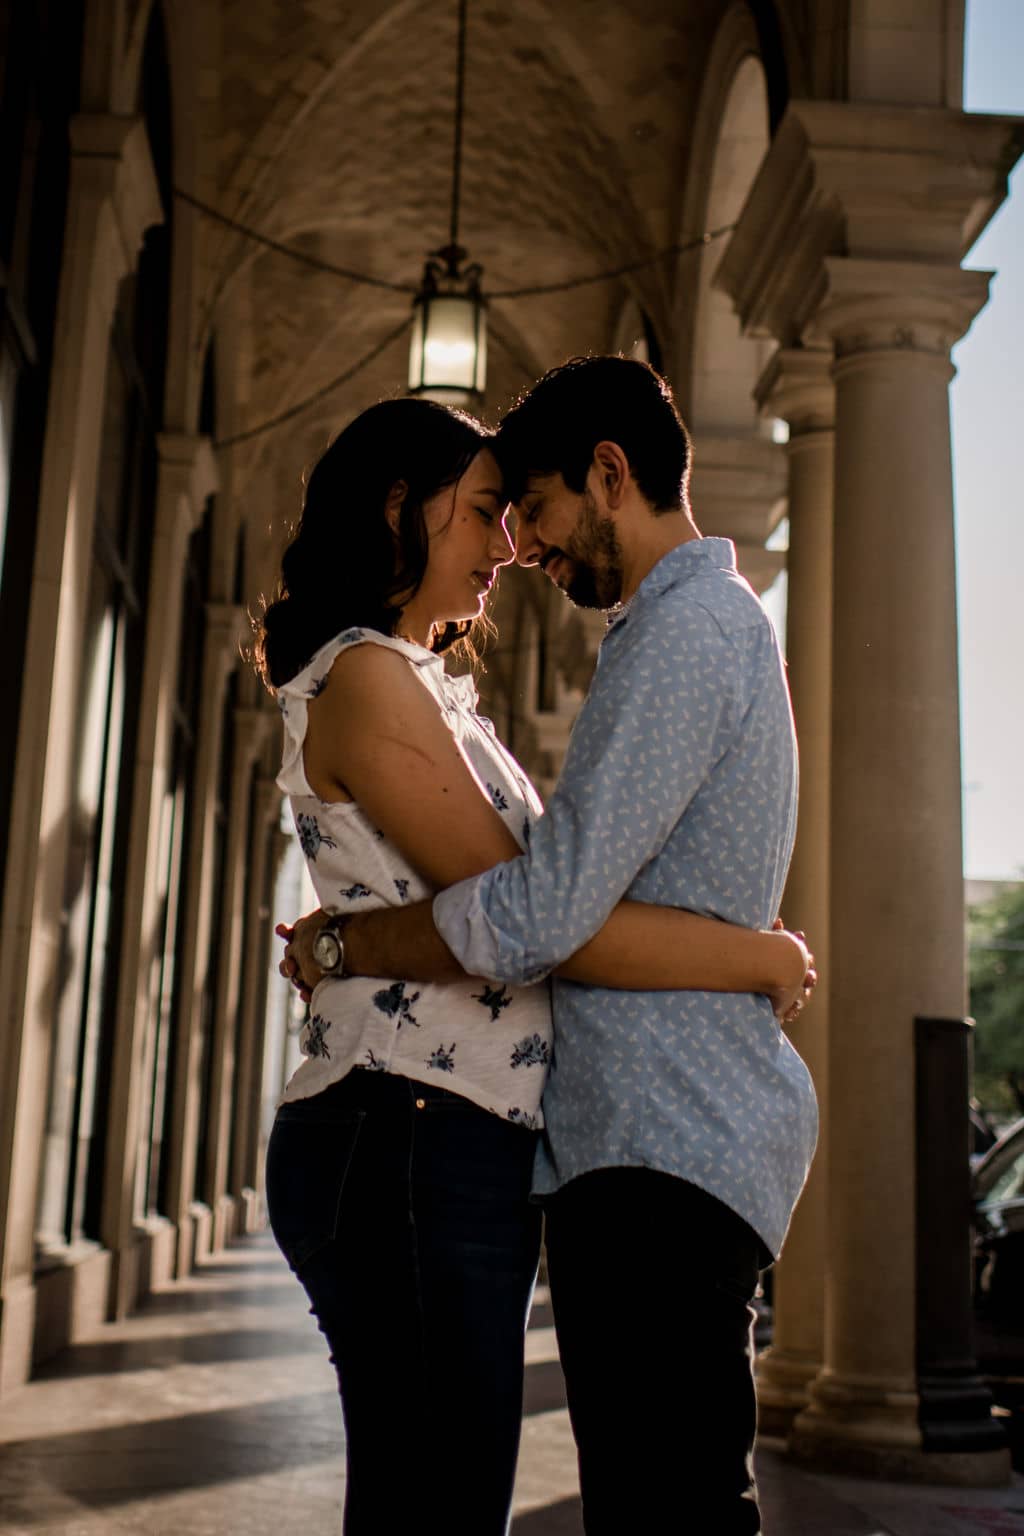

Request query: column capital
[
  {"left": 756, "top": 348, "right": 834, "bottom": 434},
  {"left": 733, "top": 544, "right": 786, "bottom": 596},
  {"left": 690, "top": 433, "right": 786, "bottom": 546},
  {"left": 156, "top": 434, "right": 218, "bottom": 543},
  {"left": 813, "top": 258, "right": 993, "bottom": 362},
  {"left": 205, "top": 602, "right": 248, "bottom": 674},
  {"left": 714, "top": 100, "right": 1023, "bottom": 346},
  {"left": 157, "top": 435, "right": 219, "bottom": 524},
  {"left": 68, "top": 115, "right": 162, "bottom": 298},
  {"left": 233, "top": 706, "right": 271, "bottom": 771}
]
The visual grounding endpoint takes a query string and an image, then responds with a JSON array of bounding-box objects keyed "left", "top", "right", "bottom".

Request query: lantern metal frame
[{"left": 408, "top": 243, "right": 486, "bottom": 399}]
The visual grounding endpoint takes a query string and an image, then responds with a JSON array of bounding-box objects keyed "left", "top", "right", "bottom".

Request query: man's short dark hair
[{"left": 495, "top": 355, "right": 692, "bottom": 511}]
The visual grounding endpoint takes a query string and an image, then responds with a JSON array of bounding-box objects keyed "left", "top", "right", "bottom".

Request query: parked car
[{"left": 972, "top": 1115, "right": 1024, "bottom": 1464}]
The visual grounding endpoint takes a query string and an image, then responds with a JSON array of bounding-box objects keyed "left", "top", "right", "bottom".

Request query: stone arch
[
  {"left": 673, "top": 3, "right": 786, "bottom": 591},
  {"left": 611, "top": 296, "right": 663, "bottom": 372},
  {"left": 679, "top": 5, "right": 774, "bottom": 437},
  {"left": 745, "top": 0, "right": 793, "bottom": 128}
]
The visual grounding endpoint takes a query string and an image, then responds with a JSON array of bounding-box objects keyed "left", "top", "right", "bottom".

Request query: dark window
[
  {"left": 0, "top": 0, "right": 81, "bottom": 898},
  {"left": 194, "top": 668, "right": 238, "bottom": 1205},
  {"left": 144, "top": 508, "right": 210, "bottom": 1218}
]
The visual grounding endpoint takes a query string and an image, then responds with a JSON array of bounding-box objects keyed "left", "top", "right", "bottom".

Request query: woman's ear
[{"left": 385, "top": 479, "right": 408, "bottom": 534}]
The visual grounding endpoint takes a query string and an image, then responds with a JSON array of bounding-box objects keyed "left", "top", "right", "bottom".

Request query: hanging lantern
[
  {"left": 408, "top": 247, "right": 487, "bottom": 402},
  {"left": 408, "top": 1, "right": 486, "bottom": 405}
]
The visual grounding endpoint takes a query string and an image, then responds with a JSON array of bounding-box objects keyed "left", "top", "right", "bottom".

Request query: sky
[{"left": 954, "top": 0, "right": 1024, "bottom": 880}]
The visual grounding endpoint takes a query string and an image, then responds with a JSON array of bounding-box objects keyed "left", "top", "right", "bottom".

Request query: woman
[{"left": 254, "top": 397, "right": 810, "bottom": 1535}]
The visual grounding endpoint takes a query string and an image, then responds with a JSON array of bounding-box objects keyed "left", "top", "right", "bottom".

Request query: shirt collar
[{"left": 604, "top": 536, "right": 737, "bottom": 636}]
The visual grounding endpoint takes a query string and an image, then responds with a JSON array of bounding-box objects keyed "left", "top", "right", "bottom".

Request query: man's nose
[{"left": 514, "top": 520, "right": 542, "bottom": 567}]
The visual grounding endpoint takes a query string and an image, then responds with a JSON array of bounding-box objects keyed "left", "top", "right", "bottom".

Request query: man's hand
[
  {"left": 276, "top": 908, "right": 327, "bottom": 1004},
  {"left": 769, "top": 921, "right": 817, "bottom": 1027}
]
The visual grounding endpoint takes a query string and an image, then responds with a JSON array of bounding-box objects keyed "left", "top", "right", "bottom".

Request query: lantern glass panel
[
  {"left": 421, "top": 296, "right": 479, "bottom": 390},
  {"left": 408, "top": 302, "right": 426, "bottom": 390},
  {"left": 473, "top": 307, "right": 487, "bottom": 394}
]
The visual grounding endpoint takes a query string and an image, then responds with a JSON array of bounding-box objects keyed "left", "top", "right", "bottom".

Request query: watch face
[{"left": 313, "top": 929, "right": 341, "bottom": 971}]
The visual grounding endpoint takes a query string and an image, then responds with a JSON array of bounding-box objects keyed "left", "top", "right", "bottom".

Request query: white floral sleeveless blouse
[{"left": 275, "top": 626, "right": 553, "bottom": 1127}]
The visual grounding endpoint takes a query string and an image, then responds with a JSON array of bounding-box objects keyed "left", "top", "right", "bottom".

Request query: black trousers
[{"left": 544, "top": 1167, "right": 765, "bottom": 1536}]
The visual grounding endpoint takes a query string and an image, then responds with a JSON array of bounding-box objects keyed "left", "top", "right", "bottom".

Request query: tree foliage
[{"left": 969, "top": 883, "right": 1024, "bottom": 1122}]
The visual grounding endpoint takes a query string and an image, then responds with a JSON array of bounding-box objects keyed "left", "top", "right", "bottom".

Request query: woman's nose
[{"left": 490, "top": 519, "right": 515, "bottom": 565}]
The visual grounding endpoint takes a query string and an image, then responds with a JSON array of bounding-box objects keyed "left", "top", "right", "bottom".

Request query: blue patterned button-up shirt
[{"left": 434, "top": 537, "right": 818, "bottom": 1257}]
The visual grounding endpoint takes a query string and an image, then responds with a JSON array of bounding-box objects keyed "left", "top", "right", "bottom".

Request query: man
[{"left": 282, "top": 356, "right": 818, "bottom": 1532}]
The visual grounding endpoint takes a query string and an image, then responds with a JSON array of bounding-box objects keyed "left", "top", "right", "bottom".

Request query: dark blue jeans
[
  {"left": 265, "top": 1069, "right": 541, "bottom": 1535},
  {"left": 544, "top": 1167, "right": 765, "bottom": 1535}
]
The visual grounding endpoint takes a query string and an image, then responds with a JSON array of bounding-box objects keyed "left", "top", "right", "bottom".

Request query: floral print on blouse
[{"left": 275, "top": 627, "right": 552, "bottom": 1126}]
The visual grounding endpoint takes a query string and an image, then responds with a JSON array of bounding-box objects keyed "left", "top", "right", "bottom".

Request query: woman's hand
[
  {"left": 276, "top": 909, "right": 326, "bottom": 1003},
  {"left": 768, "top": 921, "right": 817, "bottom": 1027}
]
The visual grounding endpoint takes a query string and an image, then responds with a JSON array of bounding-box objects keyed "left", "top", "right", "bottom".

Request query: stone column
[
  {"left": 0, "top": 115, "right": 160, "bottom": 1392},
  {"left": 162, "top": 602, "right": 246, "bottom": 1276},
  {"left": 714, "top": 100, "right": 1022, "bottom": 1483},
  {"left": 230, "top": 775, "right": 282, "bottom": 1229},
  {"left": 101, "top": 434, "right": 217, "bottom": 1318},
  {"left": 204, "top": 707, "right": 269, "bottom": 1249},
  {"left": 752, "top": 348, "right": 834, "bottom": 1434},
  {"left": 790, "top": 263, "right": 1003, "bottom": 1477},
  {"left": 688, "top": 434, "right": 786, "bottom": 594}
]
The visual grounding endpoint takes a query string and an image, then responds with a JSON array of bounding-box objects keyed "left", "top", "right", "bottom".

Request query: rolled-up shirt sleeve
[{"left": 433, "top": 599, "right": 741, "bottom": 984}]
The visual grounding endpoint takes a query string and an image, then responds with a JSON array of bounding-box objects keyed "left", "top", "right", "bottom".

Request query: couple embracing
[{"left": 255, "top": 354, "right": 818, "bottom": 1535}]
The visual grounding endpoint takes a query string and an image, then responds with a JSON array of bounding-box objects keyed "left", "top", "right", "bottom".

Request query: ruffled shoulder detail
[
  {"left": 275, "top": 626, "right": 443, "bottom": 796},
  {"left": 440, "top": 669, "right": 479, "bottom": 711}
]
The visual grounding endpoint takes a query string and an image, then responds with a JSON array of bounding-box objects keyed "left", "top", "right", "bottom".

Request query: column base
[
  {"left": 211, "top": 1193, "right": 238, "bottom": 1252},
  {"left": 917, "top": 1367, "right": 1011, "bottom": 1455},
  {"left": 108, "top": 1217, "right": 178, "bottom": 1318},
  {"left": 237, "top": 1185, "right": 263, "bottom": 1234},
  {"left": 755, "top": 1346, "right": 819, "bottom": 1436},
  {"left": 0, "top": 1276, "right": 36, "bottom": 1396},
  {"left": 189, "top": 1200, "right": 214, "bottom": 1269},
  {"left": 790, "top": 1368, "right": 1011, "bottom": 1486},
  {"left": 32, "top": 1240, "right": 111, "bottom": 1367}
]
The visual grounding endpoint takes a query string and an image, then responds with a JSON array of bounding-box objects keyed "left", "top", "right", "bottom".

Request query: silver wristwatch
[{"left": 312, "top": 913, "right": 349, "bottom": 976}]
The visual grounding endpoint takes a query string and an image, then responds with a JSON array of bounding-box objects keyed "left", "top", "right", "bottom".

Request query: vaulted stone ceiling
[{"left": 199, "top": 2, "right": 756, "bottom": 498}]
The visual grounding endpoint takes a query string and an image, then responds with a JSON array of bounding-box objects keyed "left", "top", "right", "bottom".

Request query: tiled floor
[{"left": 0, "top": 1232, "right": 1022, "bottom": 1534}]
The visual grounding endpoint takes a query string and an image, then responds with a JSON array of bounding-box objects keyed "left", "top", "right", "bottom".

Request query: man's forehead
[{"left": 520, "top": 472, "right": 563, "bottom": 501}]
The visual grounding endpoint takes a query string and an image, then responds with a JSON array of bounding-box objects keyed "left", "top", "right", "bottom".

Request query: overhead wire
[
  {"left": 173, "top": 185, "right": 735, "bottom": 302},
  {"left": 215, "top": 317, "right": 412, "bottom": 449}
]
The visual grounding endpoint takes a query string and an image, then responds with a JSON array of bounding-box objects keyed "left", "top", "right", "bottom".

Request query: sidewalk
[{"left": 0, "top": 1231, "right": 1021, "bottom": 1534}]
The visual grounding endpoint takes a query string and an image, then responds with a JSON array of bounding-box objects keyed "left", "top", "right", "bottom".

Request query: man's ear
[
  {"left": 591, "top": 441, "right": 629, "bottom": 510},
  {"left": 385, "top": 480, "right": 408, "bottom": 534}
]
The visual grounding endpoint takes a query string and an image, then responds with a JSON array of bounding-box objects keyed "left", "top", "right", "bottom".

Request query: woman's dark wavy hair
[{"left": 254, "top": 397, "right": 492, "bottom": 690}]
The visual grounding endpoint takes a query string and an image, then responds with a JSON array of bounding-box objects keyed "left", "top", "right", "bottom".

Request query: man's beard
[{"left": 546, "top": 488, "right": 625, "bottom": 610}]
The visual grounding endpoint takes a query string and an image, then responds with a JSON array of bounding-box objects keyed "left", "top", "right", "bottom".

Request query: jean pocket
[{"left": 265, "top": 1109, "right": 366, "bottom": 1273}]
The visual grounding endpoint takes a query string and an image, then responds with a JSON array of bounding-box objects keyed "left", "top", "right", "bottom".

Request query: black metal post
[{"left": 915, "top": 1016, "right": 1006, "bottom": 1452}]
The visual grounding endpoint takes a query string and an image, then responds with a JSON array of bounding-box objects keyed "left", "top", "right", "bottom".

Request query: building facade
[{"left": 0, "top": 0, "right": 1020, "bottom": 1485}]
